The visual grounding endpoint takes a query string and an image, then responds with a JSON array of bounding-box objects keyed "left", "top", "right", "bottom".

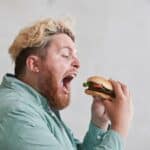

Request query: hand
[
  {"left": 91, "top": 96, "right": 110, "bottom": 130},
  {"left": 103, "top": 80, "right": 133, "bottom": 138}
]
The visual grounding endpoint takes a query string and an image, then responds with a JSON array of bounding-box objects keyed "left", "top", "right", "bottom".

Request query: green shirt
[{"left": 0, "top": 74, "right": 124, "bottom": 150}]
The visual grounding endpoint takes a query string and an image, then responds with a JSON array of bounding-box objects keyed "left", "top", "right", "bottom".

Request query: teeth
[
  {"left": 70, "top": 75, "right": 75, "bottom": 78},
  {"left": 70, "top": 73, "right": 77, "bottom": 78}
]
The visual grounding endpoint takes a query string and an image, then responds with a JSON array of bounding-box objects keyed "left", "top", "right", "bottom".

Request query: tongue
[{"left": 63, "top": 77, "right": 71, "bottom": 91}]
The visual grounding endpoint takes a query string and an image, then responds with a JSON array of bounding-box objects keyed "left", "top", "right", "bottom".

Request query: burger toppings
[{"left": 83, "top": 81, "right": 115, "bottom": 98}]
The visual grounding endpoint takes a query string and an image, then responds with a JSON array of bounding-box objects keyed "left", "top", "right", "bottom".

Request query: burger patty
[
  {"left": 83, "top": 81, "right": 115, "bottom": 97},
  {"left": 88, "top": 87, "right": 115, "bottom": 97}
]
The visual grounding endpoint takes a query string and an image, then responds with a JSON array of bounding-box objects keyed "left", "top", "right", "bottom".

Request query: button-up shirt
[{"left": 0, "top": 74, "right": 124, "bottom": 150}]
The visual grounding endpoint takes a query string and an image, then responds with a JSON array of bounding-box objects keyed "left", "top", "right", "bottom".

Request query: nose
[{"left": 71, "top": 55, "right": 80, "bottom": 69}]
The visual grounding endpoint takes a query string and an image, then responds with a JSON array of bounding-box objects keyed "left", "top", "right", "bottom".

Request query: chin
[
  {"left": 37, "top": 72, "right": 73, "bottom": 110},
  {"left": 48, "top": 91, "right": 71, "bottom": 110}
]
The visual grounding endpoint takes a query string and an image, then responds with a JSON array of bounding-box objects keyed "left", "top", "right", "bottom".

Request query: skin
[
  {"left": 92, "top": 80, "right": 133, "bottom": 138},
  {"left": 91, "top": 96, "right": 110, "bottom": 130},
  {"left": 20, "top": 33, "right": 133, "bottom": 138},
  {"left": 21, "top": 33, "right": 80, "bottom": 110}
]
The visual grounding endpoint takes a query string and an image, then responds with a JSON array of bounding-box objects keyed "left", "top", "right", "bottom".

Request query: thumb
[{"left": 102, "top": 99, "right": 112, "bottom": 110}]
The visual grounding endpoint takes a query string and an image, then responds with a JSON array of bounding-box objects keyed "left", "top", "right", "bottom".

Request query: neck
[{"left": 17, "top": 73, "right": 39, "bottom": 93}]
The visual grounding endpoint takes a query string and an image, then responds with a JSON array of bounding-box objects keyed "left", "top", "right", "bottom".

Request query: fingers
[
  {"left": 102, "top": 98, "right": 112, "bottom": 112},
  {"left": 93, "top": 96, "right": 104, "bottom": 102},
  {"left": 118, "top": 81, "right": 130, "bottom": 96},
  {"left": 109, "top": 79, "right": 123, "bottom": 98},
  {"left": 109, "top": 79, "right": 130, "bottom": 98}
]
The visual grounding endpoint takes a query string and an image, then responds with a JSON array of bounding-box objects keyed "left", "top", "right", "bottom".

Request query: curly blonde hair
[{"left": 9, "top": 18, "right": 75, "bottom": 61}]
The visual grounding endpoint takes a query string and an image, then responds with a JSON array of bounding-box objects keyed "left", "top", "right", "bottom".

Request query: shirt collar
[{"left": 1, "top": 73, "right": 50, "bottom": 111}]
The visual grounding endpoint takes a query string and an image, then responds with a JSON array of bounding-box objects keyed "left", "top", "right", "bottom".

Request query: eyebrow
[{"left": 61, "top": 46, "right": 77, "bottom": 53}]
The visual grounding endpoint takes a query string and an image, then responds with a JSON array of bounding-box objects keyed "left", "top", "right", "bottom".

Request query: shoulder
[{"left": 0, "top": 88, "right": 45, "bottom": 125}]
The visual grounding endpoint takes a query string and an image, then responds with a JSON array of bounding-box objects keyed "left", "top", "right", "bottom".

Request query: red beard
[{"left": 37, "top": 70, "right": 70, "bottom": 110}]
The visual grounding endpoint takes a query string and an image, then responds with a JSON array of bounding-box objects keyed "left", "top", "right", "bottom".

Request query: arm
[
  {"left": 103, "top": 80, "right": 133, "bottom": 138},
  {"left": 77, "top": 80, "right": 133, "bottom": 150},
  {"left": 77, "top": 122, "right": 124, "bottom": 150}
]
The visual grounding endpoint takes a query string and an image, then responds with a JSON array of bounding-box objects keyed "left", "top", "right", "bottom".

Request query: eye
[
  {"left": 60, "top": 48, "right": 71, "bottom": 58},
  {"left": 62, "top": 54, "right": 69, "bottom": 58}
]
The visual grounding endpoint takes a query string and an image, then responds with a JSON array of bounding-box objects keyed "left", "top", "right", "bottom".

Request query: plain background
[{"left": 0, "top": 0, "right": 150, "bottom": 149}]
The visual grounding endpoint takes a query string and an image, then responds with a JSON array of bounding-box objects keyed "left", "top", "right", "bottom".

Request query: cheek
[
  {"left": 41, "top": 56, "right": 71, "bottom": 77},
  {"left": 52, "top": 61, "right": 70, "bottom": 75}
]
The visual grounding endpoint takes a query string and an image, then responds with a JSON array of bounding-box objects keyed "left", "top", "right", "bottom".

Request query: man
[{"left": 0, "top": 18, "right": 133, "bottom": 150}]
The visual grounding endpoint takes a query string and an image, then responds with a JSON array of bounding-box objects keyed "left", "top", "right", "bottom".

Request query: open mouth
[{"left": 62, "top": 74, "right": 76, "bottom": 94}]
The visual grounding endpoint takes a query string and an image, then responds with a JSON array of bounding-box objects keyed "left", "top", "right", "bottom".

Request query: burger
[{"left": 83, "top": 76, "right": 115, "bottom": 99}]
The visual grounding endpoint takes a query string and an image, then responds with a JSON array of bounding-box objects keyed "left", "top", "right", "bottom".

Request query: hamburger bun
[{"left": 83, "top": 76, "right": 115, "bottom": 99}]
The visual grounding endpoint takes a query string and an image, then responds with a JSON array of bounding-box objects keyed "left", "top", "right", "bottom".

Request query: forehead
[{"left": 49, "top": 33, "right": 76, "bottom": 52}]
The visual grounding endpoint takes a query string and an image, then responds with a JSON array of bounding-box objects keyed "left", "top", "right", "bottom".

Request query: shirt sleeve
[{"left": 77, "top": 122, "right": 124, "bottom": 150}]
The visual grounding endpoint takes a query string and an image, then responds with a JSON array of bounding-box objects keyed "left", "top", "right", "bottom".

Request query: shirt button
[
  {"left": 50, "top": 112, "right": 55, "bottom": 117},
  {"left": 97, "top": 135, "right": 101, "bottom": 140}
]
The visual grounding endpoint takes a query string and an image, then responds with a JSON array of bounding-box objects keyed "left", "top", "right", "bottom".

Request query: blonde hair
[{"left": 9, "top": 18, "right": 75, "bottom": 61}]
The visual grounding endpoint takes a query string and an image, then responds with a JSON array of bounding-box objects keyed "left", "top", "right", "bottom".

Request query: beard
[{"left": 37, "top": 70, "right": 70, "bottom": 110}]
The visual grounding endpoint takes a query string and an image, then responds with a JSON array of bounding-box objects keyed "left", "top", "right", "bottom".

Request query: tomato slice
[{"left": 93, "top": 83, "right": 102, "bottom": 88}]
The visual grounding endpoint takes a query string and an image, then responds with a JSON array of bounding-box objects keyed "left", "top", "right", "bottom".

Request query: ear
[{"left": 26, "top": 55, "right": 40, "bottom": 73}]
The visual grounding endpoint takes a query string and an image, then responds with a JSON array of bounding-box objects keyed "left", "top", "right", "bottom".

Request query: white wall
[{"left": 0, "top": 0, "right": 150, "bottom": 149}]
